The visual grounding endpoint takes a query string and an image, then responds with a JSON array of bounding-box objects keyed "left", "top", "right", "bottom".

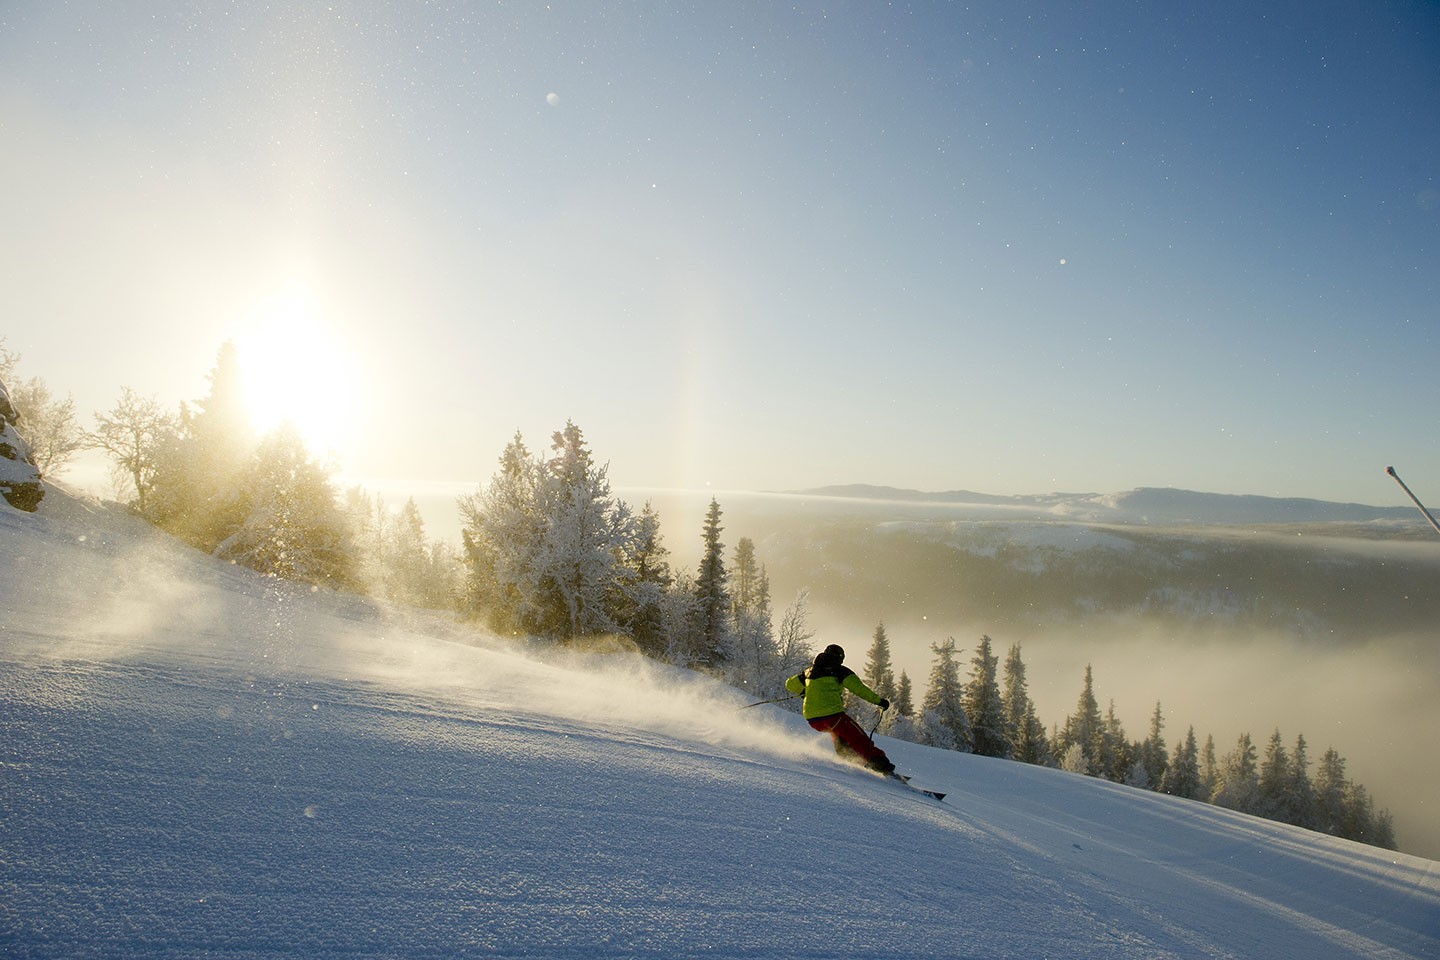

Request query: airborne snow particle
[{"left": 546, "top": 92, "right": 560, "bottom": 106}]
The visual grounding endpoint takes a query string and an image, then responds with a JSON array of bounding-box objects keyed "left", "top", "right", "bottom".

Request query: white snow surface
[{"left": 3, "top": 490, "right": 1438, "bottom": 960}]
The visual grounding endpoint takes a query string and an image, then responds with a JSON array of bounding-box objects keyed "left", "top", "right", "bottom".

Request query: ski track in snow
[{"left": 2, "top": 492, "right": 1439, "bottom": 959}]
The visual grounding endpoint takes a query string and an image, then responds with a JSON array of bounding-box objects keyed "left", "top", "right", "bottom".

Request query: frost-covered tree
[
  {"left": 371, "top": 498, "right": 460, "bottom": 610},
  {"left": 661, "top": 569, "right": 703, "bottom": 665},
  {"left": 1001, "top": 644, "right": 1050, "bottom": 766},
  {"left": 727, "top": 536, "right": 777, "bottom": 695},
  {"left": 865, "top": 623, "right": 897, "bottom": 701},
  {"left": 1256, "top": 729, "right": 1293, "bottom": 823},
  {"left": 894, "top": 670, "right": 914, "bottom": 717},
  {"left": 7, "top": 378, "right": 82, "bottom": 475},
  {"left": 614, "top": 501, "right": 674, "bottom": 659},
  {"left": 773, "top": 589, "right": 816, "bottom": 684},
  {"left": 214, "top": 423, "right": 356, "bottom": 588},
  {"left": 865, "top": 623, "right": 900, "bottom": 733},
  {"left": 1131, "top": 702, "right": 1169, "bottom": 791},
  {"left": 964, "top": 635, "right": 1010, "bottom": 758},
  {"left": 919, "top": 638, "right": 971, "bottom": 752},
  {"left": 1056, "top": 665, "right": 1105, "bottom": 777},
  {"left": 1101, "top": 701, "right": 1131, "bottom": 783},
  {"left": 1060, "top": 742, "right": 1087, "bottom": 774},
  {"left": 459, "top": 422, "right": 639, "bottom": 641},
  {"left": 1161, "top": 726, "right": 1203, "bottom": 800},
  {"left": 146, "top": 343, "right": 256, "bottom": 550},
  {"left": 0, "top": 342, "right": 83, "bottom": 476},
  {"left": 459, "top": 432, "right": 544, "bottom": 634},
  {"left": 1313, "top": 747, "right": 1348, "bottom": 837},
  {"left": 537, "top": 421, "right": 639, "bottom": 639},
  {"left": 1199, "top": 734, "right": 1219, "bottom": 800},
  {"left": 1213, "top": 733, "right": 1260, "bottom": 814},
  {"left": 1000, "top": 643, "right": 1030, "bottom": 751},
  {"left": 1337, "top": 781, "right": 1395, "bottom": 849},
  {"left": 771, "top": 590, "right": 817, "bottom": 693},
  {"left": 1303, "top": 752, "right": 1396, "bottom": 848},
  {"left": 691, "top": 498, "right": 732, "bottom": 666},
  {"left": 1287, "top": 734, "right": 1319, "bottom": 831},
  {"left": 88, "top": 388, "right": 178, "bottom": 513}
]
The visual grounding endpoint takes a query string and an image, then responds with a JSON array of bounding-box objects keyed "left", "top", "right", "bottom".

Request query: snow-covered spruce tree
[
  {"left": 689, "top": 498, "right": 733, "bottom": 667},
  {"left": 1101, "top": 701, "right": 1132, "bottom": 783},
  {"left": 865, "top": 624, "right": 897, "bottom": 701},
  {"left": 536, "top": 421, "right": 640, "bottom": 640},
  {"left": 963, "top": 635, "right": 1010, "bottom": 758},
  {"left": 1130, "top": 702, "right": 1169, "bottom": 791},
  {"left": 1199, "top": 734, "right": 1219, "bottom": 800},
  {"left": 458, "top": 432, "right": 545, "bottom": 634},
  {"left": 1313, "top": 747, "right": 1348, "bottom": 837},
  {"left": 1306, "top": 749, "right": 1397, "bottom": 848},
  {"left": 865, "top": 623, "right": 900, "bottom": 733},
  {"left": 145, "top": 343, "right": 256, "bottom": 551},
  {"left": 894, "top": 671, "right": 914, "bottom": 717},
  {"left": 726, "top": 536, "right": 778, "bottom": 695},
  {"left": 1340, "top": 784, "right": 1396, "bottom": 850},
  {"left": 919, "top": 638, "right": 972, "bottom": 752},
  {"left": 661, "top": 569, "right": 703, "bottom": 666},
  {"left": 214, "top": 422, "right": 357, "bottom": 588},
  {"left": 1338, "top": 781, "right": 1385, "bottom": 847},
  {"left": 460, "top": 422, "right": 640, "bottom": 642},
  {"left": 1001, "top": 643, "right": 1051, "bottom": 766},
  {"left": 1256, "top": 729, "right": 1293, "bottom": 824},
  {"left": 1212, "top": 732, "right": 1260, "bottom": 815},
  {"left": 613, "top": 501, "right": 675, "bottom": 660},
  {"left": 1287, "top": 734, "right": 1319, "bottom": 831},
  {"left": 1059, "top": 742, "right": 1088, "bottom": 774},
  {"left": 88, "top": 388, "right": 178, "bottom": 514},
  {"left": 1056, "top": 664, "right": 1105, "bottom": 777},
  {"left": 1161, "top": 726, "right": 1203, "bottom": 799}
]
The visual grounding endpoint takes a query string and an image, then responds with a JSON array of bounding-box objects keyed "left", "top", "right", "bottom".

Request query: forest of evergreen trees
[{"left": 4, "top": 341, "right": 1398, "bottom": 852}]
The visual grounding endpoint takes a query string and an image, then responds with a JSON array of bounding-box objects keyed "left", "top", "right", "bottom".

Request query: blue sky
[{"left": 1, "top": 2, "right": 1436, "bottom": 507}]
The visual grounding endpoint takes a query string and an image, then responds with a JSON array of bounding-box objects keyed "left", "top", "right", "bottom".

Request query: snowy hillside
[{"left": 3, "top": 490, "right": 1438, "bottom": 959}]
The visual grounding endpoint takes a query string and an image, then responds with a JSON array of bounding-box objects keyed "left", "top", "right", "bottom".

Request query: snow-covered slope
[{"left": 3, "top": 491, "right": 1438, "bottom": 959}]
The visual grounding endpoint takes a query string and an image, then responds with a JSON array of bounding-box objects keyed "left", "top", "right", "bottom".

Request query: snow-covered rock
[{"left": 0, "top": 377, "right": 43, "bottom": 512}]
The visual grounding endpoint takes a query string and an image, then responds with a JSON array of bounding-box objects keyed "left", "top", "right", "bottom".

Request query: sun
[{"left": 234, "top": 285, "right": 358, "bottom": 458}]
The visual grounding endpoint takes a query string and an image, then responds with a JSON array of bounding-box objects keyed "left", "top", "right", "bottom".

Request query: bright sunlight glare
[{"left": 234, "top": 285, "right": 357, "bottom": 458}]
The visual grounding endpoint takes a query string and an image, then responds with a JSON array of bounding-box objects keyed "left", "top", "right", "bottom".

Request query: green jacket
[{"left": 786, "top": 664, "right": 884, "bottom": 720}]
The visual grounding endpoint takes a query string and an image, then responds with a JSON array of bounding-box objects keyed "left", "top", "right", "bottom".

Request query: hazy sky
[{"left": 3, "top": 2, "right": 1437, "bottom": 508}]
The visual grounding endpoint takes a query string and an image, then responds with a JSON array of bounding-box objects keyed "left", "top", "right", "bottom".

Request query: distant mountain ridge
[{"left": 791, "top": 484, "right": 1419, "bottom": 525}]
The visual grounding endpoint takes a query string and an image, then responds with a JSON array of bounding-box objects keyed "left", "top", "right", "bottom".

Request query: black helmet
[{"left": 815, "top": 644, "right": 845, "bottom": 665}]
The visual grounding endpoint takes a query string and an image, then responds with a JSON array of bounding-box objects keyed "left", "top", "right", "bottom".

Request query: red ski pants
[{"left": 807, "top": 712, "right": 890, "bottom": 766}]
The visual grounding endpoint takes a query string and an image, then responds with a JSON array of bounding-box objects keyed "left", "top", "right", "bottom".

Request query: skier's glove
[{"left": 878, "top": 698, "right": 890, "bottom": 711}]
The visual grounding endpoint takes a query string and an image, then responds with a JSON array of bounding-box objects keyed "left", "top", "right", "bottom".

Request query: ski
[{"left": 885, "top": 772, "right": 946, "bottom": 802}]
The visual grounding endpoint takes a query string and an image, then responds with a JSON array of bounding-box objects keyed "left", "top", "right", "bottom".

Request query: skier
[{"left": 786, "top": 644, "right": 896, "bottom": 775}]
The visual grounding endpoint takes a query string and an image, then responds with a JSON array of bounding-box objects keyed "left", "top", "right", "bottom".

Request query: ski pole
[
  {"left": 868, "top": 705, "right": 884, "bottom": 738},
  {"left": 1386, "top": 466, "right": 1440, "bottom": 538},
  {"left": 740, "top": 694, "right": 798, "bottom": 710}
]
